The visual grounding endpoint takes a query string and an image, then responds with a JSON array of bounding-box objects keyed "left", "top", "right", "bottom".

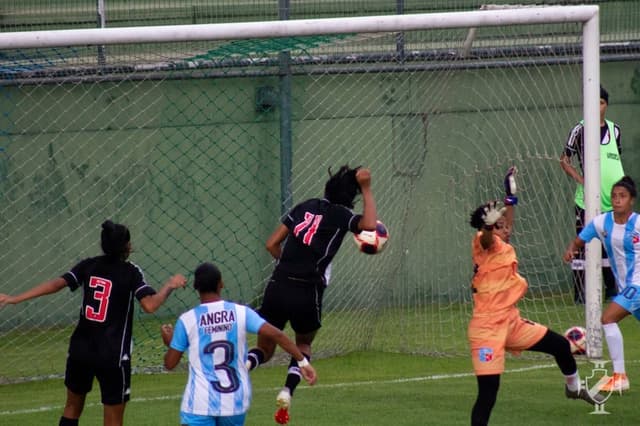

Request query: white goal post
[
  {"left": 0, "top": 5, "right": 605, "bottom": 368},
  {"left": 0, "top": 7, "right": 600, "bottom": 49}
]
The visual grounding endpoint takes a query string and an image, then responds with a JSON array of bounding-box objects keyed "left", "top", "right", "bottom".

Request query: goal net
[{"left": 0, "top": 6, "right": 599, "bottom": 381}]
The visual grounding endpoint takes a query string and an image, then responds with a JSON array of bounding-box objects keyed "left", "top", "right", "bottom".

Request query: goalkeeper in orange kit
[{"left": 468, "top": 167, "right": 603, "bottom": 426}]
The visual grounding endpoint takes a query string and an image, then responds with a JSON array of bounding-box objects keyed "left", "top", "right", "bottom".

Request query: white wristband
[{"left": 297, "top": 357, "right": 309, "bottom": 368}]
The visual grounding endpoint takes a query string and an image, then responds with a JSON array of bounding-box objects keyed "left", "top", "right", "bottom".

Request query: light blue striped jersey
[
  {"left": 170, "top": 301, "right": 266, "bottom": 416},
  {"left": 579, "top": 212, "right": 640, "bottom": 291}
]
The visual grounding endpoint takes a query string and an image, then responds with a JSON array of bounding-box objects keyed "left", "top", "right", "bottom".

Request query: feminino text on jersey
[{"left": 199, "top": 310, "right": 236, "bottom": 334}]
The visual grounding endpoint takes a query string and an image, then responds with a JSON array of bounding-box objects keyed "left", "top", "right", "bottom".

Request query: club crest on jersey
[
  {"left": 478, "top": 347, "right": 494, "bottom": 362},
  {"left": 632, "top": 233, "right": 640, "bottom": 244}
]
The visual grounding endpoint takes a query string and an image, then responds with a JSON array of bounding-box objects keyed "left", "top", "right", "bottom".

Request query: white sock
[
  {"left": 603, "top": 322, "right": 626, "bottom": 374},
  {"left": 565, "top": 372, "right": 580, "bottom": 391}
]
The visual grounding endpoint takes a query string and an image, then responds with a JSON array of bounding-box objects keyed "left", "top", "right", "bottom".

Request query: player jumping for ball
[
  {"left": 468, "top": 167, "right": 604, "bottom": 426},
  {"left": 245, "top": 165, "right": 377, "bottom": 424}
]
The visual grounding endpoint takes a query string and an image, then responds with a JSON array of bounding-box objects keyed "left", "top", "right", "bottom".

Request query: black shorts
[
  {"left": 64, "top": 357, "right": 131, "bottom": 405},
  {"left": 258, "top": 272, "right": 325, "bottom": 334}
]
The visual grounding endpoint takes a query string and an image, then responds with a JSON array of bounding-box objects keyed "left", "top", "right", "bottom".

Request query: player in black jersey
[
  {"left": 245, "top": 165, "right": 377, "bottom": 424},
  {"left": 0, "top": 220, "right": 187, "bottom": 426}
]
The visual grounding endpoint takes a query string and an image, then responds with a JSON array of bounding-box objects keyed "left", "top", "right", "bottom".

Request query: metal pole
[
  {"left": 96, "top": 0, "right": 106, "bottom": 66},
  {"left": 396, "top": 0, "right": 405, "bottom": 62},
  {"left": 278, "top": 0, "right": 293, "bottom": 215}
]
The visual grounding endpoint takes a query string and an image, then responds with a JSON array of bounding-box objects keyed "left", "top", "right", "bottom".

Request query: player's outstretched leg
[
  {"left": 59, "top": 388, "right": 85, "bottom": 425},
  {"left": 284, "top": 354, "right": 306, "bottom": 396},
  {"left": 246, "top": 348, "right": 265, "bottom": 371},
  {"left": 248, "top": 333, "right": 277, "bottom": 371},
  {"left": 564, "top": 383, "right": 605, "bottom": 404},
  {"left": 600, "top": 322, "right": 629, "bottom": 393},
  {"left": 528, "top": 329, "right": 605, "bottom": 405},
  {"left": 274, "top": 353, "right": 309, "bottom": 425}
]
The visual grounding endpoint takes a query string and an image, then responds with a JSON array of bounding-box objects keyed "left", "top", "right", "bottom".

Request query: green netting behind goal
[{"left": 1, "top": 9, "right": 639, "bottom": 382}]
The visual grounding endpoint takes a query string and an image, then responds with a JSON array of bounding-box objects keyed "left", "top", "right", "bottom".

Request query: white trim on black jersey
[{"left": 119, "top": 291, "right": 134, "bottom": 366}]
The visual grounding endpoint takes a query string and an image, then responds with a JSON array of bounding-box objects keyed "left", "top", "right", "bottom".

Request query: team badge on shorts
[{"left": 478, "top": 347, "right": 494, "bottom": 362}]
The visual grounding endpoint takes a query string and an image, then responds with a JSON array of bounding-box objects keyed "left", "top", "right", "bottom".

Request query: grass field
[{"left": 2, "top": 321, "right": 640, "bottom": 426}]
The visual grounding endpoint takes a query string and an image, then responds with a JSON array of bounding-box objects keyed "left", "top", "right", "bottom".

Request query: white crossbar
[{"left": 0, "top": 6, "right": 598, "bottom": 49}]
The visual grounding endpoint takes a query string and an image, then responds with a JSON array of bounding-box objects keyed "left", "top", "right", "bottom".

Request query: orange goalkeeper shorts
[{"left": 468, "top": 307, "right": 547, "bottom": 376}]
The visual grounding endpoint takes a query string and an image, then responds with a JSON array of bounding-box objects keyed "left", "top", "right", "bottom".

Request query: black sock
[
  {"left": 471, "top": 375, "right": 499, "bottom": 426},
  {"left": 284, "top": 353, "right": 310, "bottom": 396},
  {"left": 528, "top": 330, "right": 576, "bottom": 375},
  {"left": 247, "top": 348, "right": 265, "bottom": 371},
  {"left": 59, "top": 417, "right": 79, "bottom": 426}
]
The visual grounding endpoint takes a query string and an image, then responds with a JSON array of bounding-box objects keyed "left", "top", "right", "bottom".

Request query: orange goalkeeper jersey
[{"left": 471, "top": 232, "right": 528, "bottom": 314}]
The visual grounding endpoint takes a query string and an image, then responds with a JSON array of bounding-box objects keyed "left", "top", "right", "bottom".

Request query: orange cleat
[{"left": 599, "top": 373, "right": 629, "bottom": 393}]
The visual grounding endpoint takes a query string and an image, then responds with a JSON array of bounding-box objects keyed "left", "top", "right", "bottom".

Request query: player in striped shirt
[
  {"left": 161, "top": 262, "right": 317, "bottom": 426},
  {"left": 469, "top": 168, "right": 602, "bottom": 426},
  {"left": 0, "top": 220, "right": 187, "bottom": 426},
  {"left": 564, "top": 176, "right": 640, "bottom": 393}
]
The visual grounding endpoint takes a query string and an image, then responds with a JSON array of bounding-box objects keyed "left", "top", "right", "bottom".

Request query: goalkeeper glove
[
  {"left": 504, "top": 166, "right": 518, "bottom": 206},
  {"left": 481, "top": 201, "right": 506, "bottom": 229}
]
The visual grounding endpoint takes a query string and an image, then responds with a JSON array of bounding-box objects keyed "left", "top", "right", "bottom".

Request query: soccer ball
[
  {"left": 564, "top": 326, "right": 587, "bottom": 355},
  {"left": 353, "top": 220, "right": 389, "bottom": 254}
]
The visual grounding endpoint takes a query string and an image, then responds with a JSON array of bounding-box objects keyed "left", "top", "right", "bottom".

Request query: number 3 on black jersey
[
  {"left": 293, "top": 212, "right": 323, "bottom": 245},
  {"left": 85, "top": 276, "right": 112, "bottom": 322}
]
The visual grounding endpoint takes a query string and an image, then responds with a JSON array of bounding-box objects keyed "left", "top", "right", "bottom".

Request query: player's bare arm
[
  {"left": 140, "top": 274, "right": 187, "bottom": 313},
  {"left": 479, "top": 227, "right": 495, "bottom": 250},
  {"left": 160, "top": 324, "right": 183, "bottom": 370},
  {"left": 502, "top": 166, "right": 518, "bottom": 234},
  {"left": 266, "top": 224, "right": 289, "bottom": 259},
  {"left": 356, "top": 168, "right": 377, "bottom": 231},
  {"left": 559, "top": 152, "right": 584, "bottom": 185},
  {"left": 0, "top": 277, "right": 67, "bottom": 307},
  {"left": 563, "top": 237, "right": 585, "bottom": 263}
]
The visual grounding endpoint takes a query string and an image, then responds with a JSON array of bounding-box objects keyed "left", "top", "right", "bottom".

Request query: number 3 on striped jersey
[
  {"left": 293, "top": 212, "right": 323, "bottom": 245},
  {"left": 204, "top": 341, "right": 240, "bottom": 393}
]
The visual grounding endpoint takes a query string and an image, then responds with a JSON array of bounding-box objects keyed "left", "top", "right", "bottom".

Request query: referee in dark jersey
[
  {"left": 0, "top": 220, "right": 186, "bottom": 426},
  {"left": 246, "top": 165, "right": 377, "bottom": 424}
]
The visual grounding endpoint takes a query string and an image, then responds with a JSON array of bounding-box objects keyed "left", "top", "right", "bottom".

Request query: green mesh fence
[{"left": 0, "top": 5, "right": 639, "bottom": 382}]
